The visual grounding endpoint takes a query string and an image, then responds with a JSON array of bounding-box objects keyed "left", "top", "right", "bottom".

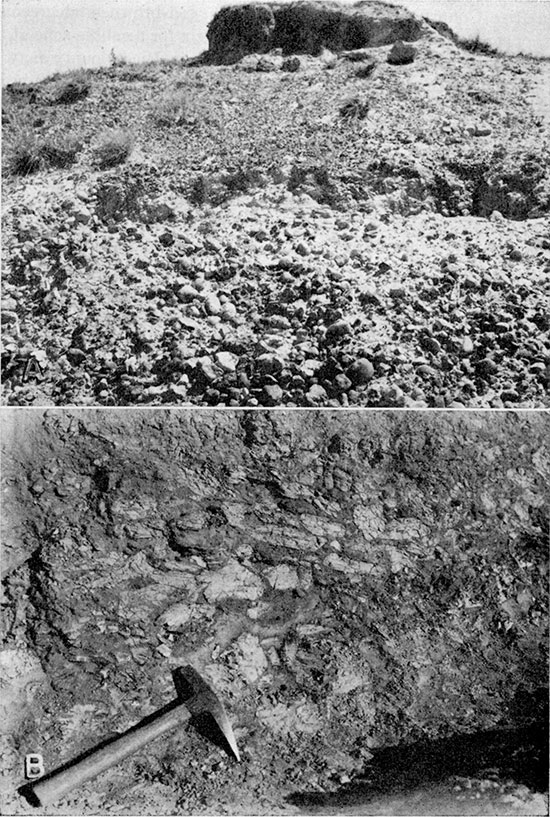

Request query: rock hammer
[{"left": 23, "top": 665, "right": 240, "bottom": 807}]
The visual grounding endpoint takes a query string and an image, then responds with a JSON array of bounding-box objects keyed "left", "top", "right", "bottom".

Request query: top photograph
[{"left": 2, "top": 0, "right": 549, "bottom": 408}]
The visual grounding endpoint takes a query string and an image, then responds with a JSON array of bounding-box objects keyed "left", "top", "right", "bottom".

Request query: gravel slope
[{"left": 2, "top": 22, "right": 549, "bottom": 406}]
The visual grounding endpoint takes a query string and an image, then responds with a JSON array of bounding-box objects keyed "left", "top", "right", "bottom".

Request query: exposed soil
[
  {"left": 1, "top": 409, "right": 548, "bottom": 814},
  {"left": 2, "top": 4, "right": 549, "bottom": 407}
]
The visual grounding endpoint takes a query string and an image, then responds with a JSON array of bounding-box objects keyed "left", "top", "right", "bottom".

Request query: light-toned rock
[{"left": 203, "top": 559, "right": 264, "bottom": 602}]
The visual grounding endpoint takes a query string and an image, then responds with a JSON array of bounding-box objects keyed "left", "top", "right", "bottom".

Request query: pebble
[
  {"left": 476, "top": 358, "right": 498, "bottom": 377},
  {"left": 334, "top": 373, "right": 352, "bottom": 392},
  {"left": 256, "top": 353, "right": 284, "bottom": 376},
  {"left": 508, "top": 248, "right": 523, "bottom": 261},
  {"left": 347, "top": 358, "right": 374, "bottom": 384},
  {"left": 177, "top": 284, "right": 200, "bottom": 303},
  {"left": 205, "top": 294, "right": 222, "bottom": 316},
  {"left": 422, "top": 337, "right": 441, "bottom": 355},
  {"left": 462, "top": 337, "right": 474, "bottom": 354},
  {"left": 221, "top": 302, "right": 238, "bottom": 321},
  {"left": 66, "top": 348, "right": 87, "bottom": 365},
  {"left": 263, "top": 384, "right": 283, "bottom": 405},
  {"left": 268, "top": 315, "right": 291, "bottom": 330},
  {"left": 325, "top": 319, "right": 352, "bottom": 338},
  {"left": 215, "top": 352, "right": 239, "bottom": 373},
  {"left": 306, "top": 384, "right": 328, "bottom": 403}
]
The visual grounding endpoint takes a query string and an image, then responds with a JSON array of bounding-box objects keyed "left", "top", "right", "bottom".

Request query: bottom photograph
[{"left": 1, "top": 409, "right": 548, "bottom": 816}]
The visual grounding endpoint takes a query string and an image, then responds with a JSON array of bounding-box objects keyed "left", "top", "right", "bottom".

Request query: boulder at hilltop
[{"left": 206, "top": 0, "right": 424, "bottom": 64}]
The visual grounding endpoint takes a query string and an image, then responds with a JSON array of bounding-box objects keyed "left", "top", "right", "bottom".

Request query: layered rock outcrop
[
  {"left": 206, "top": 1, "right": 425, "bottom": 64},
  {"left": 1, "top": 410, "right": 548, "bottom": 813}
]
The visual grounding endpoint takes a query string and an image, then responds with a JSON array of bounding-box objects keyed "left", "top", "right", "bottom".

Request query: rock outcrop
[
  {"left": 2, "top": 410, "right": 548, "bottom": 814},
  {"left": 206, "top": 0, "right": 425, "bottom": 64}
]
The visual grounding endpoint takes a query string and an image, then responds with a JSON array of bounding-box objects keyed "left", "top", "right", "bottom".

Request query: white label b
[{"left": 25, "top": 754, "right": 44, "bottom": 779}]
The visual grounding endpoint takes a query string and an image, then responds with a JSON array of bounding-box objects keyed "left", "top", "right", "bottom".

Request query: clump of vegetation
[
  {"left": 191, "top": 167, "right": 266, "bottom": 205},
  {"left": 109, "top": 48, "right": 127, "bottom": 67},
  {"left": 4, "top": 115, "right": 84, "bottom": 175},
  {"left": 339, "top": 96, "right": 370, "bottom": 120},
  {"left": 40, "top": 132, "right": 83, "bottom": 167},
  {"left": 457, "top": 33, "right": 501, "bottom": 56},
  {"left": 5, "top": 81, "right": 39, "bottom": 104},
  {"left": 151, "top": 90, "right": 189, "bottom": 127},
  {"left": 93, "top": 128, "right": 134, "bottom": 169},
  {"left": 5, "top": 124, "right": 43, "bottom": 175},
  {"left": 52, "top": 74, "right": 90, "bottom": 104}
]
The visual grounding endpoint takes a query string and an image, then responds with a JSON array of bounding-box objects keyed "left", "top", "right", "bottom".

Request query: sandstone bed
[{"left": 1, "top": 410, "right": 548, "bottom": 814}]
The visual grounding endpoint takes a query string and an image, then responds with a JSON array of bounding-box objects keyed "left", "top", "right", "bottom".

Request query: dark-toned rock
[
  {"left": 206, "top": 4, "right": 276, "bottom": 64},
  {"left": 347, "top": 358, "right": 374, "bottom": 384},
  {"left": 206, "top": 2, "right": 424, "bottom": 64},
  {"left": 282, "top": 56, "right": 301, "bottom": 72},
  {"left": 387, "top": 40, "right": 417, "bottom": 65}
]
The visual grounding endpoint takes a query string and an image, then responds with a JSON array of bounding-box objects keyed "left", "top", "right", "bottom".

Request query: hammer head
[{"left": 173, "top": 666, "right": 240, "bottom": 762}]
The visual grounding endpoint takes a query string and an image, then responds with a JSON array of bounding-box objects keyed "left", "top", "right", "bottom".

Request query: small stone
[
  {"left": 474, "top": 124, "right": 492, "bottom": 137},
  {"left": 416, "top": 364, "right": 436, "bottom": 378},
  {"left": 221, "top": 302, "right": 238, "bottom": 321},
  {"left": 204, "top": 293, "right": 222, "bottom": 315},
  {"left": 257, "top": 353, "right": 284, "bottom": 376},
  {"left": 508, "top": 248, "right": 523, "bottom": 261},
  {"left": 387, "top": 41, "right": 416, "bottom": 65},
  {"left": 198, "top": 357, "right": 219, "bottom": 382},
  {"left": 380, "top": 385, "right": 405, "bottom": 407},
  {"left": 300, "top": 359, "right": 322, "bottom": 378},
  {"left": 1, "top": 310, "right": 18, "bottom": 325},
  {"left": 306, "top": 384, "right": 328, "bottom": 403},
  {"left": 66, "top": 348, "right": 86, "bottom": 365},
  {"left": 256, "top": 57, "right": 278, "bottom": 72},
  {"left": 347, "top": 358, "right": 374, "bottom": 385},
  {"left": 265, "top": 564, "right": 300, "bottom": 590},
  {"left": 476, "top": 357, "right": 498, "bottom": 377},
  {"left": 263, "top": 384, "right": 284, "bottom": 405},
  {"left": 215, "top": 351, "right": 239, "bottom": 373},
  {"left": 326, "top": 319, "right": 352, "bottom": 338},
  {"left": 282, "top": 56, "right": 301, "bottom": 72},
  {"left": 159, "top": 230, "right": 174, "bottom": 247},
  {"left": 334, "top": 373, "right": 352, "bottom": 392},
  {"left": 177, "top": 284, "right": 200, "bottom": 303},
  {"left": 268, "top": 315, "right": 291, "bottom": 330},
  {"left": 421, "top": 337, "right": 441, "bottom": 355}
]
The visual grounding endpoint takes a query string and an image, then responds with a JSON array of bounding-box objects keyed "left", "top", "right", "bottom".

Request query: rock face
[
  {"left": 1, "top": 410, "right": 548, "bottom": 814},
  {"left": 206, "top": 0, "right": 425, "bottom": 64}
]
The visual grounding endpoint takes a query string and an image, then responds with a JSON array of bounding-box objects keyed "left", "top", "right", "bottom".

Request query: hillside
[
  {"left": 1, "top": 410, "right": 548, "bottom": 814},
  {"left": 2, "top": 1, "right": 550, "bottom": 407}
]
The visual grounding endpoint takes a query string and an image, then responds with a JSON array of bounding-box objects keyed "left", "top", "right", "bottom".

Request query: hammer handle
[{"left": 28, "top": 702, "right": 191, "bottom": 806}]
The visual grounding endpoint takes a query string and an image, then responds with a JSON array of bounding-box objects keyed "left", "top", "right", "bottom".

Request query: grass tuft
[
  {"left": 151, "top": 90, "right": 190, "bottom": 127},
  {"left": 93, "top": 128, "right": 134, "bottom": 169},
  {"left": 52, "top": 75, "right": 90, "bottom": 104},
  {"left": 40, "top": 132, "right": 83, "bottom": 167},
  {"left": 5, "top": 123, "right": 43, "bottom": 175},
  {"left": 339, "top": 96, "right": 370, "bottom": 120}
]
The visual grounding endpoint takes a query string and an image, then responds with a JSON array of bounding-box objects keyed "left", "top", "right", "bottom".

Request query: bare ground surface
[{"left": 2, "top": 18, "right": 549, "bottom": 407}]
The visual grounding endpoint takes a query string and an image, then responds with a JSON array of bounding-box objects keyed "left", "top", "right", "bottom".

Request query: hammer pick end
[{"left": 215, "top": 708, "right": 241, "bottom": 762}]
